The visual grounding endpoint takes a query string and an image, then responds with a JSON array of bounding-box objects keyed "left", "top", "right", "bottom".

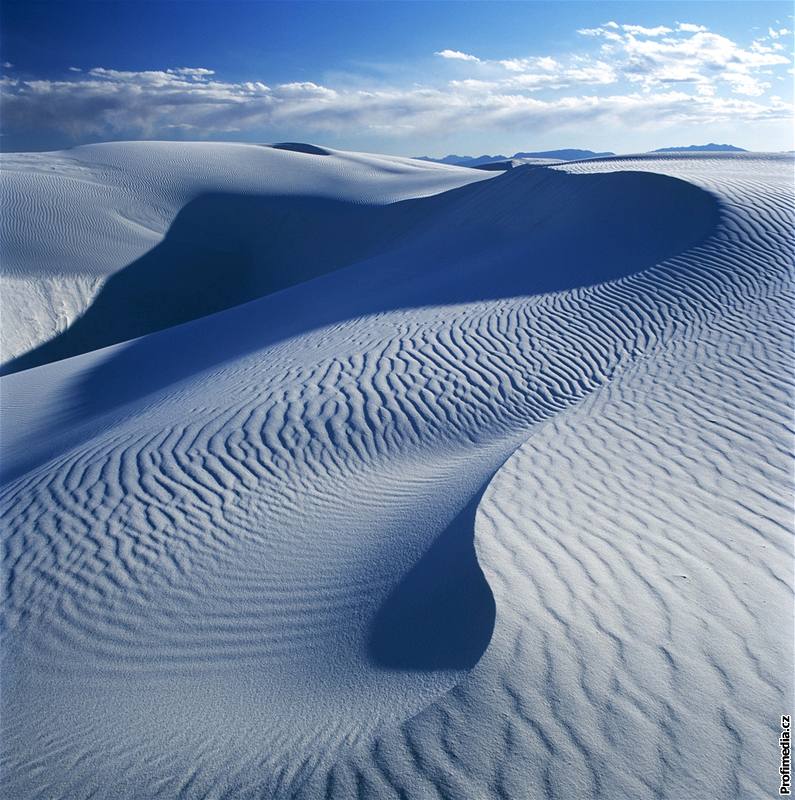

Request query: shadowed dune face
[
  {"left": 0, "top": 167, "right": 720, "bottom": 487},
  {"left": 2, "top": 167, "right": 720, "bottom": 380},
  {"left": 0, "top": 193, "right": 428, "bottom": 375},
  {"left": 369, "top": 485, "right": 495, "bottom": 671}
]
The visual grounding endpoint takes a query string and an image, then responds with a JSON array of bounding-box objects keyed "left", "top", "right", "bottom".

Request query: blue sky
[{"left": 1, "top": 1, "right": 792, "bottom": 154}]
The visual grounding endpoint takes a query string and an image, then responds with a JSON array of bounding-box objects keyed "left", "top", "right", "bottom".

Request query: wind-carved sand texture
[{"left": 1, "top": 144, "right": 793, "bottom": 799}]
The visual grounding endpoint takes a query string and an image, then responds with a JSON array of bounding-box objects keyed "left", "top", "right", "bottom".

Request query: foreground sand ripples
[{"left": 1, "top": 148, "right": 792, "bottom": 798}]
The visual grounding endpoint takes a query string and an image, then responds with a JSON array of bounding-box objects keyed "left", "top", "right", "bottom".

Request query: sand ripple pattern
[
  {"left": 294, "top": 155, "right": 794, "bottom": 799},
  {"left": 1, "top": 153, "right": 792, "bottom": 799}
]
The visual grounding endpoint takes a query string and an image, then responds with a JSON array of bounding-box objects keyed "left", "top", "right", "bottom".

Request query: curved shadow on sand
[
  {"left": 2, "top": 167, "right": 720, "bottom": 380},
  {"left": 268, "top": 142, "right": 331, "bottom": 155},
  {"left": 1, "top": 192, "right": 428, "bottom": 376},
  {"left": 0, "top": 167, "right": 720, "bottom": 483},
  {"left": 369, "top": 485, "right": 495, "bottom": 671}
]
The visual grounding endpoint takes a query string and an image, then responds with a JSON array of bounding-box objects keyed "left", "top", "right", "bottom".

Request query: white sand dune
[
  {"left": 1, "top": 145, "right": 792, "bottom": 799},
  {"left": 0, "top": 142, "right": 493, "bottom": 367}
]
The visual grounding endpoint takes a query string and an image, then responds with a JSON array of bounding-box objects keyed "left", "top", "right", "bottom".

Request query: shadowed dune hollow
[
  {"left": 0, "top": 167, "right": 720, "bottom": 491},
  {"left": 370, "top": 484, "right": 496, "bottom": 670},
  {"left": 2, "top": 167, "right": 719, "bottom": 380}
]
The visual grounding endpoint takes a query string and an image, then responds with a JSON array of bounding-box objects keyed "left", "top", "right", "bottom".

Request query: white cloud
[
  {"left": 435, "top": 49, "right": 480, "bottom": 62},
  {"left": 168, "top": 67, "right": 216, "bottom": 79},
  {"left": 68, "top": 67, "right": 82, "bottom": 73},
  {"left": 677, "top": 23, "right": 708, "bottom": 33},
  {"left": 584, "top": 23, "right": 791, "bottom": 96},
  {"left": 622, "top": 24, "right": 673, "bottom": 37},
  {"left": 86, "top": 66, "right": 217, "bottom": 84},
  {"left": 498, "top": 58, "right": 530, "bottom": 72},
  {"left": 2, "top": 20, "right": 791, "bottom": 145},
  {"left": 1, "top": 65, "right": 790, "bottom": 143},
  {"left": 497, "top": 56, "right": 555, "bottom": 74},
  {"left": 489, "top": 22, "right": 791, "bottom": 99},
  {"left": 567, "top": 62, "right": 618, "bottom": 84},
  {"left": 2, "top": 62, "right": 13, "bottom": 69}
]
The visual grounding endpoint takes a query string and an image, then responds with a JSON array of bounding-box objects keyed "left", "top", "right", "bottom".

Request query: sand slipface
[{"left": 0, "top": 144, "right": 792, "bottom": 799}]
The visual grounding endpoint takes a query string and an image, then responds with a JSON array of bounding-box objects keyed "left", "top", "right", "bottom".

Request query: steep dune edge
[{"left": 1, "top": 153, "right": 791, "bottom": 799}]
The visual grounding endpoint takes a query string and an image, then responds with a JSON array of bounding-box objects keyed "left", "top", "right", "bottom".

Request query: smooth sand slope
[{"left": 1, "top": 145, "right": 793, "bottom": 799}]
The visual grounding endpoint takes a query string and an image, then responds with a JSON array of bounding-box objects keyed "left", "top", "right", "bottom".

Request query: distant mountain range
[
  {"left": 416, "top": 144, "right": 747, "bottom": 167},
  {"left": 414, "top": 149, "right": 615, "bottom": 167},
  {"left": 652, "top": 143, "right": 746, "bottom": 153}
]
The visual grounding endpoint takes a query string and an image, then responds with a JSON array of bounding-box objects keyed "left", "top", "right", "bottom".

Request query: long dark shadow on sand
[{"left": 1, "top": 167, "right": 720, "bottom": 482}]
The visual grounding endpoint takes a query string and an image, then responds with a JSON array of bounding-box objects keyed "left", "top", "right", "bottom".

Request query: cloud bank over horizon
[{"left": 1, "top": 18, "right": 792, "bottom": 152}]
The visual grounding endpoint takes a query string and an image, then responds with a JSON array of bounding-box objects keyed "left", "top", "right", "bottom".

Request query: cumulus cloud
[
  {"left": 435, "top": 49, "right": 480, "bottom": 62},
  {"left": 431, "top": 22, "right": 791, "bottom": 99},
  {"left": 1, "top": 63, "right": 790, "bottom": 143},
  {"left": 498, "top": 55, "right": 559, "bottom": 73},
  {"left": 677, "top": 23, "right": 708, "bottom": 33},
  {"left": 580, "top": 21, "right": 791, "bottom": 96},
  {"left": 439, "top": 49, "right": 616, "bottom": 93},
  {"left": 621, "top": 24, "right": 673, "bottom": 37},
  {"left": 1, "top": 21, "right": 791, "bottom": 143}
]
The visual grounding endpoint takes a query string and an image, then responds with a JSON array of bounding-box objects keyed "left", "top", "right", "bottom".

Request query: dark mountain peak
[{"left": 653, "top": 143, "right": 747, "bottom": 153}]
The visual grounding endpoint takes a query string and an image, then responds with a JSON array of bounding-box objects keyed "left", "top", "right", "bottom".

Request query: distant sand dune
[{"left": 268, "top": 142, "right": 332, "bottom": 155}]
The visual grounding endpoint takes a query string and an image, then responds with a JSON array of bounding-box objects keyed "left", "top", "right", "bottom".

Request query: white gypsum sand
[
  {"left": 0, "top": 144, "right": 792, "bottom": 799},
  {"left": 0, "top": 142, "right": 494, "bottom": 367}
]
